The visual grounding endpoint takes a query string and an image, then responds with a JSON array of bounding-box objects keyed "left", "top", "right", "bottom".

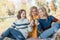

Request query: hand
[
  {"left": 56, "top": 29, "right": 60, "bottom": 36},
  {"left": 35, "top": 20, "right": 39, "bottom": 25},
  {"left": 30, "top": 20, "right": 35, "bottom": 26},
  {"left": 0, "top": 35, "right": 2, "bottom": 38},
  {"left": 11, "top": 25, "right": 16, "bottom": 28}
]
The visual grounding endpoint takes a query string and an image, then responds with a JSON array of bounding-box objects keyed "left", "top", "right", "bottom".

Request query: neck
[
  {"left": 40, "top": 16, "right": 47, "bottom": 19},
  {"left": 21, "top": 17, "right": 25, "bottom": 19},
  {"left": 33, "top": 14, "right": 37, "bottom": 17}
]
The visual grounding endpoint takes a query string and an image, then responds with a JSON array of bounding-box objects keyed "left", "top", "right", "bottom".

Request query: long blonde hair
[
  {"left": 39, "top": 6, "right": 48, "bottom": 18},
  {"left": 30, "top": 6, "right": 38, "bottom": 19}
]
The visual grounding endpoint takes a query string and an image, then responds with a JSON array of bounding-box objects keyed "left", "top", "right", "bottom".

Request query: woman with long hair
[
  {"left": 0, "top": 9, "right": 32, "bottom": 40},
  {"left": 35, "top": 6, "right": 60, "bottom": 39},
  {"left": 28, "top": 6, "right": 39, "bottom": 38}
]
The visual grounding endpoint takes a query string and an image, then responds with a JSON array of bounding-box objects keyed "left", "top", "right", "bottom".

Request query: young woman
[
  {"left": 28, "top": 6, "right": 39, "bottom": 38},
  {"left": 36, "top": 7, "right": 60, "bottom": 39},
  {"left": 0, "top": 9, "right": 32, "bottom": 40}
]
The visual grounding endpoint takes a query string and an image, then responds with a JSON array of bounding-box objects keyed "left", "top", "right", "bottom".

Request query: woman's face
[
  {"left": 31, "top": 9, "right": 37, "bottom": 16},
  {"left": 21, "top": 11, "right": 26, "bottom": 18},
  {"left": 38, "top": 9, "right": 45, "bottom": 17}
]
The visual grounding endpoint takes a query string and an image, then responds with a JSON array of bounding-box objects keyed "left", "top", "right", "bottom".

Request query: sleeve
[
  {"left": 10, "top": 20, "right": 16, "bottom": 28},
  {"left": 50, "top": 15, "right": 58, "bottom": 22},
  {"left": 38, "top": 19, "right": 42, "bottom": 31},
  {"left": 27, "top": 19, "right": 33, "bottom": 32},
  {"left": 38, "top": 24, "right": 42, "bottom": 31},
  {"left": 28, "top": 25, "right": 33, "bottom": 32}
]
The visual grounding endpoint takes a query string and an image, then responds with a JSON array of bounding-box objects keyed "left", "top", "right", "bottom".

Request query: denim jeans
[
  {"left": 39, "top": 22, "right": 60, "bottom": 39},
  {"left": 0, "top": 28, "right": 25, "bottom": 40}
]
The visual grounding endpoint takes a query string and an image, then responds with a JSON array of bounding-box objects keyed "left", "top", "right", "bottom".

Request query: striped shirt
[{"left": 11, "top": 18, "right": 32, "bottom": 38}]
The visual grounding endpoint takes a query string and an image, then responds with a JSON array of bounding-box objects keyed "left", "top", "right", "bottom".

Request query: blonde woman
[
  {"left": 28, "top": 6, "right": 39, "bottom": 38},
  {"left": 36, "top": 7, "right": 60, "bottom": 39}
]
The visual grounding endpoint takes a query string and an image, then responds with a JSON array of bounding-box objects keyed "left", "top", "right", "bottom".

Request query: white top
[{"left": 11, "top": 18, "right": 32, "bottom": 38}]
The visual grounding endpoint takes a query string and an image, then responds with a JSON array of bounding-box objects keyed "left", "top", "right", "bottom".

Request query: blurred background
[{"left": 0, "top": 0, "right": 60, "bottom": 35}]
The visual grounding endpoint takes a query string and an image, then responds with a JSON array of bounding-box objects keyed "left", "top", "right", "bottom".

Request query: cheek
[
  {"left": 21, "top": 14, "right": 23, "bottom": 17},
  {"left": 21, "top": 13, "right": 24, "bottom": 16},
  {"left": 39, "top": 12, "right": 43, "bottom": 15},
  {"left": 24, "top": 14, "right": 26, "bottom": 17},
  {"left": 32, "top": 12, "right": 37, "bottom": 15},
  {"left": 39, "top": 14, "right": 42, "bottom": 16},
  {"left": 39, "top": 12, "right": 45, "bottom": 16}
]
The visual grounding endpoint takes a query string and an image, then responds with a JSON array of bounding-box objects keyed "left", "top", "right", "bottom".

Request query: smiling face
[
  {"left": 30, "top": 6, "right": 38, "bottom": 17},
  {"left": 39, "top": 9, "right": 45, "bottom": 17},
  {"left": 21, "top": 11, "right": 26, "bottom": 19},
  {"left": 31, "top": 8, "right": 37, "bottom": 16},
  {"left": 17, "top": 9, "right": 26, "bottom": 19},
  {"left": 38, "top": 7, "right": 48, "bottom": 18}
]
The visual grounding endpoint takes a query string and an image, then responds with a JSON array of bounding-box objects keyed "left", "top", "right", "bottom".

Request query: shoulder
[
  {"left": 48, "top": 15, "right": 56, "bottom": 21},
  {"left": 24, "top": 18, "right": 29, "bottom": 22},
  {"left": 49, "top": 15, "right": 54, "bottom": 18},
  {"left": 13, "top": 19, "right": 21, "bottom": 24},
  {"left": 49, "top": 15, "right": 55, "bottom": 19},
  {"left": 13, "top": 19, "right": 17, "bottom": 23},
  {"left": 37, "top": 18, "right": 41, "bottom": 22},
  {"left": 24, "top": 18, "right": 29, "bottom": 21}
]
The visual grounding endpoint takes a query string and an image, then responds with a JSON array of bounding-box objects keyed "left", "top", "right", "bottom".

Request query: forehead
[
  {"left": 32, "top": 8, "right": 37, "bottom": 11},
  {"left": 21, "top": 11, "right": 26, "bottom": 15},
  {"left": 39, "top": 9, "right": 43, "bottom": 12}
]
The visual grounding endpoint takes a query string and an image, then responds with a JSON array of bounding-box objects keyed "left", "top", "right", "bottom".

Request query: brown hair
[
  {"left": 17, "top": 9, "right": 26, "bottom": 19},
  {"left": 30, "top": 6, "right": 38, "bottom": 18},
  {"left": 39, "top": 6, "right": 48, "bottom": 17}
]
